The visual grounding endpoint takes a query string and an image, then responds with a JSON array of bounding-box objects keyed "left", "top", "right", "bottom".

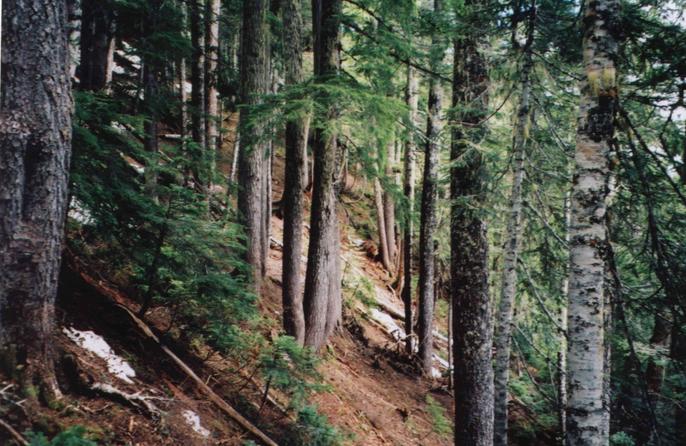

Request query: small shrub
[
  {"left": 26, "top": 426, "right": 97, "bottom": 446},
  {"left": 425, "top": 395, "right": 452, "bottom": 438}
]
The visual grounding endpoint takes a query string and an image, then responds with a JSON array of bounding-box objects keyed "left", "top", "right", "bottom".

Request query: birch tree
[{"left": 565, "top": 0, "right": 619, "bottom": 443}]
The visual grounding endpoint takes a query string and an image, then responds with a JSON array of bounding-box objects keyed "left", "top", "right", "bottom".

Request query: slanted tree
[
  {"left": 303, "top": 0, "right": 343, "bottom": 350},
  {"left": 282, "top": 0, "right": 308, "bottom": 344},
  {"left": 79, "top": 0, "right": 116, "bottom": 91},
  {"left": 493, "top": 4, "right": 535, "bottom": 444},
  {"left": 238, "top": 0, "right": 270, "bottom": 290},
  {"left": 450, "top": 0, "right": 494, "bottom": 443},
  {"left": 0, "top": 0, "right": 72, "bottom": 402},
  {"left": 417, "top": 0, "right": 445, "bottom": 374},
  {"left": 564, "top": 0, "right": 619, "bottom": 444}
]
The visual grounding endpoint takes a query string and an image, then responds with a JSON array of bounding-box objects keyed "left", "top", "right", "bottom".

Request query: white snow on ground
[
  {"left": 63, "top": 327, "right": 136, "bottom": 384},
  {"left": 68, "top": 198, "right": 94, "bottom": 225},
  {"left": 182, "top": 410, "right": 211, "bottom": 438}
]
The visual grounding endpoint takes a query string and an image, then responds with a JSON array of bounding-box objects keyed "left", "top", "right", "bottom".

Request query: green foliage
[
  {"left": 26, "top": 426, "right": 97, "bottom": 446},
  {"left": 287, "top": 405, "right": 348, "bottom": 446},
  {"left": 71, "top": 90, "right": 258, "bottom": 357},
  {"left": 610, "top": 432, "right": 637, "bottom": 446},
  {"left": 425, "top": 395, "right": 452, "bottom": 438},
  {"left": 260, "top": 336, "right": 326, "bottom": 409}
]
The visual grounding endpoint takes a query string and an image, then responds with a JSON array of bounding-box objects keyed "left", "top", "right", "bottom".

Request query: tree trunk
[
  {"left": 383, "top": 150, "right": 396, "bottom": 267},
  {"left": 143, "top": 63, "right": 159, "bottom": 202},
  {"left": 303, "top": 0, "right": 342, "bottom": 351},
  {"left": 191, "top": 0, "right": 207, "bottom": 167},
  {"left": 493, "top": 7, "right": 535, "bottom": 444},
  {"left": 204, "top": 0, "right": 221, "bottom": 192},
  {"left": 375, "top": 178, "right": 392, "bottom": 271},
  {"left": 0, "top": 0, "right": 72, "bottom": 402},
  {"left": 79, "top": 0, "right": 115, "bottom": 91},
  {"left": 238, "top": 0, "right": 270, "bottom": 291},
  {"left": 559, "top": 192, "right": 571, "bottom": 444},
  {"left": 417, "top": 0, "right": 445, "bottom": 373},
  {"left": 450, "top": 2, "right": 494, "bottom": 443},
  {"left": 401, "top": 59, "right": 417, "bottom": 354},
  {"left": 565, "top": 0, "right": 618, "bottom": 444},
  {"left": 282, "top": 0, "right": 308, "bottom": 344}
]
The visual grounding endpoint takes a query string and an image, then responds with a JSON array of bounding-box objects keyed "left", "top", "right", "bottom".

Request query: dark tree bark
[
  {"left": 142, "top": 1, "right": 162, "bottom": 202},
  {"left": 282, "top": 0, "right": 308, "bottom": 344},
  {"left": 374, "top": 177, "right": 392, "bottom": 271},
  {"left": 78, "top": 0, "right": 115, "bottom": 91},
  {"left": 417, "top": 0, "right": 445, "bottom": 373},
  {"left": 0, "top": 0, "right": 72, "bottom": 401},
  {"left": 450, "top": 2, "right": 494, "bottom": 443},
  {"left": 238, "top": 0, "right": 270, "bottom": 291},
  {"left": 303, "top": 0, "right": 342, "bottom": 351}
]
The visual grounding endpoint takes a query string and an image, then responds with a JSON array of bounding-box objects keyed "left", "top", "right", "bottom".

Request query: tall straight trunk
[
  {"left": 383, "top": 151, "right": 397, "bottom": 267},
  {"left": 205, "top": 0, "right": 221, "bottom": 191},
  {"left": 191, "top": 0, "right": 207, "bottom": 160},
  {"left": 375, "top": 178, "right": 392, "bottom": 271},
  {"left": 238, "top": 0, "right": 270, "bottom": 291},
  {"left": 493, "top": 7, "right": 535, "bottom": 444},
  {"left": 450, "top": 1, "right": 494, "bottom": 443},
  {"left": 402, "top": 59, "right": 418, "bottom": 355},
  {"left": 559, "top": 192, "right": 571, "bottom": 444},
  {"left": 78, "top": 0, "right": 115, "bottom": 91},
  {"left": 282, "top": 0, "right": 308, "bottom": 344},
  {"left": 143, "top": 63, "right": 159, "bottom": 201},
  {"left": 303, "top": 0, "right": 342, "bottom": 351},
  {"left": 0, "top": 0, "right": 72, "bottom": 401},
  {"left": 417, "top": 0, "right": 445, "bottom": 373},
  {"left": 565, "top": 0, "right": 618, "bottom": 444}
]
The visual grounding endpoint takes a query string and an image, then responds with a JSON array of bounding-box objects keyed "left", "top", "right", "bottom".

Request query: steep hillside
[{"left": 1, "top": 145, "right": 453, "bottom": 446}]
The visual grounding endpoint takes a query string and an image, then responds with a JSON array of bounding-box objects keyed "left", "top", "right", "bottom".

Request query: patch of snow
[
  {"left": 63, "top": 327, "right": 136, "bottom": 384},
  {"left": 431, "top": 367, "right": 442, "bottom": 379},
  {"left": 69, "top": 198, "right": 94, "bottom": 225},
  {"left": 182, "top": 410, "right": 211, "bottom": 438}
]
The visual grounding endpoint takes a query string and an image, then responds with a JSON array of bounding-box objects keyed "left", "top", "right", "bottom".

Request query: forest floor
[{"left": 0, "top": 118, "right": 454, "bottom": 445}]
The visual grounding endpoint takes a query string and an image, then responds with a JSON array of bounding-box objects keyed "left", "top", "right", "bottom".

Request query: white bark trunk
[{"left": 565, "top": 1, "right": 618, "bottom": 444}]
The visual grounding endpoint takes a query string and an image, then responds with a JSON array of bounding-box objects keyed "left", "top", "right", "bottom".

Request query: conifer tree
[
  {"left": 450, "top": 1, "right": 494, "bottom": 443},
  {"left": 0, "top": 0, "right": 72, "bottom": 402},
  {"left": 303, "top": 0, "right": 343, "bottom": 350}
]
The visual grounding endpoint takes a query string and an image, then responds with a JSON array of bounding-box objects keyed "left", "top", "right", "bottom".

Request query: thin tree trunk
[
  {"left": 417, "top": 0, "right": 445, "bottom": 373},
  {"left": 303, "top": 0, "right": 342, "bottom": 351},
  {"left": 401, "top": 16, "right": 419, "bottom": 353},
  {"left": 282, "top": 0, "right": 308, "bottom": 344},
  {"left": 205, "top": 0, "right": 221, "bottom": 192},
  {"left": 565, "top": 0, "right": 619, "bottom": 444},
  {"left": 0, "top": 0, "right": 72, "bottom": 402},
  {"left": 383, "top": 149, "right": 397, "bottom": 267},
  {"left": 238, "top": 0, "right": 270, "bottom": 291},
  {"left": 78, "top": 0, "right": 115, "bottom": 91},
  {"left": 493, "top": 6, "right": 535, "bottom": 444},
  {"left": 451, "top": 1, "right": 494, "bottom": 443},
  {"left": 143, "top": 62, "right": 159, "bottom": 202},
  {"left": 191, "top": 0, "right": 207, "bottom": 172},
  {"left": 558, "top": 192, "right": 571, "bottom": 444},
  {"left": 375, "top": 178, "right": 392, "bottom": 271}
]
